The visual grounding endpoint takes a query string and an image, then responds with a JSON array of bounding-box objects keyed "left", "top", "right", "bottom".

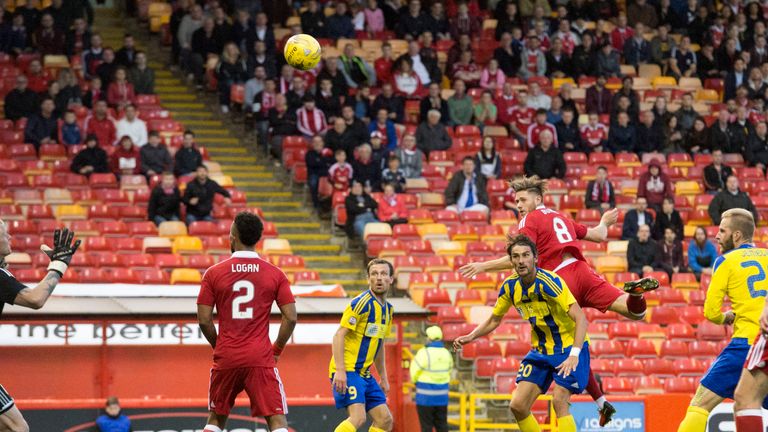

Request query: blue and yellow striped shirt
[
  {"left": 704, "top": 243, "right": 768, "bottom": 341},
  {"left": 329, "top": 290, "right": 393, "bottom": 377},
  {"left": 492, "top": 268, "right": 582, "bottom": 355}
]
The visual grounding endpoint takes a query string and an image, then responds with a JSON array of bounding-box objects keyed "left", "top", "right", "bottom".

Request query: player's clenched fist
[
  {"left": 333, "top": 372, "right": 347, "bottom": 394},
  {"left": 40, "top": 228, "right": 81, "bottom": 276}
]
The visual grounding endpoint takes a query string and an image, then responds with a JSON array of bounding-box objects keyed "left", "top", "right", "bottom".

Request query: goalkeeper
[{"left": 0, "top": 220, "right": 81, "bottom": 432}]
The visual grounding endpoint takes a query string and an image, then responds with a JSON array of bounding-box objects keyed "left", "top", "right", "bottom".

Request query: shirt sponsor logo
[
  {"left": 348, "top": 317, "right": 357, "bottom": 326},
  {"left": 571, "top": 401, "right": 644, "bottom": 432}
]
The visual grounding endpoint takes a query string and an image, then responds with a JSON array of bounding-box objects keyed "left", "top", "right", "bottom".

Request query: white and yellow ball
[{"left": 284, "top": 34, "right": 322, "bottom": 71}]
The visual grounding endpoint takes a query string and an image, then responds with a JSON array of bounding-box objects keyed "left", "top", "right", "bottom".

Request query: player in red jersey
[
  {"left": 197, "top": 212, "right": 298, "bottom": 432},
  {"left": 460, "top": 176, "right": 659, "bottom": 426}
]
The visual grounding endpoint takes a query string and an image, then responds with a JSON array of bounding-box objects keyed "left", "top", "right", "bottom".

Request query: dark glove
[{"left": 41, "top": 228, "right": 81, "bottom": 276}]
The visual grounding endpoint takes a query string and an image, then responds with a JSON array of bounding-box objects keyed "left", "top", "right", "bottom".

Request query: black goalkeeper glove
[{"left": 41, "top": 228, "right": 81, "bottom": 276}]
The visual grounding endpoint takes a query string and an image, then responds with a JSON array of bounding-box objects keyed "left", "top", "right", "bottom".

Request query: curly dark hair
[
  {"left": 506, "top": 234, "right": 538, "bottom": 258},
  {"left": 233, "top": 212, "right": 264, "bottom": 247}
]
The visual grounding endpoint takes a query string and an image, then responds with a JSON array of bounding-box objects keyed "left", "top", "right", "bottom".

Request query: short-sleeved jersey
[
  {"left": 704, "top": 244, "right": 768, "bottom": 341},
  {"left": 0, "top": 268, "right": 25, "bottom": 316},
  {"left": 197, "top": 250, "right": 295, "bottom": 370},
  {"left": 329, "top": 290, "right": 393, "bottom": 377},
  {"left": 492, "top": 269, "right": 582, "bottom": 355},
  {"left": 518, "top": 206, "right": 589, "bottom": 271},
  {"left": 580, "top": 123, "right": 608, "bottom": 148}
]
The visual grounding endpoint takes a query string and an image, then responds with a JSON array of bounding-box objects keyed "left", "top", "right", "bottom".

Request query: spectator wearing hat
[
  {"left": 96, "top": 396, "right": 131, "bottom": 432},
  {"left": 148, "top": 172, "right": 182, "bottom": 226},
  {"left": 71, "top": 134, "right": 109, "bottom": 177},
  {"left": 411, "top": 325, "right": 453, "bottom": 432},
  {"left": 369, "top": 130, "right": 390, "bottom": 172},
  {"left": 638, "top": 159, "right": 674, "bottom": 214}
]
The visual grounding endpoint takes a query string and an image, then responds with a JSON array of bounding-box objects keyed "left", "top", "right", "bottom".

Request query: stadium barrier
[{"left": 467, "top": 394, "right": 556, "bottom": 432}]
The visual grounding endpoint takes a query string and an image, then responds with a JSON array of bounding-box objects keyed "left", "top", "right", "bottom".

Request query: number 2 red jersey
[
  {"left": 518, "top": 205, "right": 589, "bottom": 271},
  {"left": 197, "top": 251, "right": 295, "bottom": 370}
]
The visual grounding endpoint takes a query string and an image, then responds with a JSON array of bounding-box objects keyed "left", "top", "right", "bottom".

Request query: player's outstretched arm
[
  {"left": 374, "top": 338, "right": 389, "bottom": 394},
  {"left": 582, "top": 208, "right": 619, "bottom": 243},
  {"left": 197, "top": 304, "right": 217, "bottom": 348},
  {"left": 458, "top": 256, "right": 513, "bottom": 279},
  {"left": 453, "top": 313, "right": 504, "bottom": 351},
  {"left": 15, "top": 228, "right": 81, "bottom": 310},
  {"left": 272, "top": 302, "right": 297, "bottom": 362},
  {"left": 556, "top": 302, "right": 587, "bottom": 377}
]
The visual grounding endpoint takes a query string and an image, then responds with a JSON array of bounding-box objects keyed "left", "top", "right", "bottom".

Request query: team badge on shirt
[{"left": 348, "top": 317, "right": 357, "bottom": 326}]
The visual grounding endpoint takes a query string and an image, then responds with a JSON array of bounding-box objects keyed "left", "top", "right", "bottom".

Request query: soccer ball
[{"left": 284, "top": 34, "right": 322, "bottom": 71}]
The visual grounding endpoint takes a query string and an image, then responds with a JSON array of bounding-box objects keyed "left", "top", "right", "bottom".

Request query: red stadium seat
[
  {"left": 660, "top": 340, "right": 690, "bottom": 359},
  {"left": 698, "top": 321, "right": 728, "bottom": 341},
  {"left": 423, "top": 288, "right": 452, "bottom": 309},
  {"left": 455, "top": 289, "right": 484, "bottom": 307},
  {"left": 85, "top": 237, "right": 112, "bottom": 252},
  {"left": 635, "top": 376, "right": 665, "bottom": 394},
  {"left": 613, "top": 359, "right": 645, "bottom": 377},
  {"left": 591, "top": 358, "right": 615, "bottom": 378},
  {"left": 666, "top": 323, "right": 697, "bottom": 341},
  {"left": 434, "top": 306, "right": 465, "bottom": 324},
  {"left": 664, "top": 377, "right": 697, "bottom": 393},
  {"left": 99, "top": 221, "right": 129, "bottom": 237},
  {"left": 119, "top": 254, "right": 155, "bottom": 268},
  {"left": 455, "top": 125, "right": 481, "bottom": 138},
  {"left": 648, "top": 306, "right": 681, "bottom": 325},
  {"left": 643, "top": 358, "right": 675, "bottom": 378},
  {"left": 78, "top": 267, "right": 110, "bottom": 283},
  {"left": 105, "top": 268, "right": 139, "bottom": 283},
  {"left": 89, "top": 173, "right": 118, "bottom": 188},
  {"left": 187, "top": 254, "right": 215, "bottom": 270},
  {"left": 495, "top": 375, "right": 517, "bottom": 393},
  {"left": 136, "top": 269, "right": 170, "bottom": 284},
  {"left": 602, "top": 377, "right": 634, "bottom": 395},
  {"left": 608, "top": 322, "right": 640, "bottom": 340},
  {"left": 689, "top": 341, "right": 720, "bottom": 359},
  {"left": 89, "top": 205, "right": 120, "bottom": 221},
  {"left": 154, "top": 254, "right": 185, "bottom": 269},
  {"left": 626, "top": 339, "right": 658, "bottom": 359},
  {"left": 591, "top": 340, "right": 625, "bottom": 358},
  {"left": 460, "top": 339, "right": 502, "bottom": 360},
  {"left": 119, "top": 206, "right": 147, "bottom": 221},
  {"left": 127, "top": 222, "right": 158, "bottom": 237},
  {"left": 674, "top": 358, "right": 708, "bottom": 377}
]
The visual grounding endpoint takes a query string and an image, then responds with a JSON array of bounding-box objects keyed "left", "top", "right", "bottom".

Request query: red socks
[
  {"left": 735, "top": 410, "right": 764, "bottom": 432},
  {"left": 586, "top": 369, "right": 605, "bottom": 401},
  {"left": 626, "top": 293, "right": 647, "bottom": 318}
]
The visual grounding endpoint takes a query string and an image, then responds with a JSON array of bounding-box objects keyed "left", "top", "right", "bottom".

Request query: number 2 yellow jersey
[{"left": 704, "top": 244, "right": 768, "bottom": 341}]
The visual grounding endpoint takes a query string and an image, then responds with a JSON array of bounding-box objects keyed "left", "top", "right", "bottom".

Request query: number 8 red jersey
[
  {"left": 197, "top": 251, "right": 296, "bottom": 370},
  {"left": 518, "top": 205, "right": 589, "bottom": 271}
]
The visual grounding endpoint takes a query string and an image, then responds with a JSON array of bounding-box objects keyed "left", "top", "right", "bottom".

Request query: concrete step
[
  {"left": 193, "top": 128, "right": 238, "bottom": 136},
  {"left": 244, "top": 191, "right": 292, "bottom": 199},
  {"left": 304, "top": 255, "right": 352, "bottom": 264},
  {"left": 162, "top": 102, "right": 206, "bottom": 110},
  {"left": 214, "top": 155, "right": 258, "bottom": 163},
  {"left": 281, "top": 233, "right": 332, "bottom": 241},
  {"left": 178, "top": 119, "right": 226, "bottom": 127},
  {"left": 196, "top": 137, "right": 241, "bottom": 145},
  {"left": 292, "top": 244, "right": 341, "bottom": 254},
  {"left": 172, "top": 111, "right": 219, "bottom": 118},
  {"left": 206, "top": 146, "right": 248, "bottom": 154},
  {"left": 262, "top": 211, "right": 310, "bottom": 219},
  {"left": 157, "top": 93, "right": 197, "bottom": 101},
  {"left": 229, "top": 173, "right": 275, "bottom": 180},
  {"left": 274, "top": 221, "right": 322, "bottom": 229},
  {"left": 236, "top": 181, "right": 283, "bottom": 189},
  {"left": 257, "top": 201, "right": 303, "bottom": 208},
  {"left": 154, "top": 85, "right": 189, "bottom": 93}
]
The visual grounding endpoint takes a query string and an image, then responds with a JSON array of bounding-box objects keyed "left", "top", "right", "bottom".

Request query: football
[{"left": 283, "top": 33, "right": 322, "bottom": 71}]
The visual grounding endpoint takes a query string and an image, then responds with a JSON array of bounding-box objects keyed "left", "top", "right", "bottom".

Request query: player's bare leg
[
  {"left": 367, "top": 404, "right": 394, "bottom": 432},
  {"left": 203, "top": 411, "right": 227, "bottom": 432},
  {"left": 265, "top": 414, "right": 290, "bottom": 432},
  {"left": 677, "top": 385, "right": 724, "bottom": 432},
  {"left": 551, "top": 385, "right": 577, "bottom": 432},
  {"left": 734, "top": 368, "right": 768, "bottom": 431},
  {"left": 335, "top": 403, "right": 367, "bottom": 431},
  {"left": 0, "top": 406, "right": 29, "bottom": 432},
  {"left": 508, "top": 381, "right": 543, "bottom": 432}
]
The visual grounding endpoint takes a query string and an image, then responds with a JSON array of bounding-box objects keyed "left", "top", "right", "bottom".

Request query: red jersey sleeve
[
  {"left": 197, "top": 269, "right": 215, "bottom": 306},
  {"left": 573, "top": 222, "right": 588, "bottom": 240},
  {"left": 275, "top": 272, "right": 296, "bottom": 306}
]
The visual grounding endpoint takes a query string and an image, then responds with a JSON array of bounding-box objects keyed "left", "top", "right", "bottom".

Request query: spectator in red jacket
[
  {"left": 26, "top": 59, "right": 52, "bottom": 94},
  {"left": 111, "top": 135, "right": 141, "bottom": 176},
  {"left": 107, "top": 67, "right": 136, "bottom": 110},
  {"left": 610, "top": 14, "right": 634, "bottom": 51},
  {"left": 637, "top": 158, "right": 674, "bottom": 214},
  {"left": 84, "top": 100, "right": 117, "bottom": 146},
  {"left": 374, "top": 42, "right": 394, "bottom": 86},
  {"left": 377, "top": 182, "right": 408, "bottom": 226}
]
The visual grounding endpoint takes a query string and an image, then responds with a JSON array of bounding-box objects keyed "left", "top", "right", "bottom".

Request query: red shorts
[
  {"left": 208, "top": 366, "right": 287, "bottom": 418},
  {"left": 746, "top": 334, "right": 768, "bottom": 374},
  {"left": 554, "top": 260, "right": 623, "bottom": 312}
]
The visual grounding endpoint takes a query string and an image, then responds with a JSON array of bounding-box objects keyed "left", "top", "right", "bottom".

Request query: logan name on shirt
[{"left": 231, "top": 263, "right": 260, "bottom": 273}]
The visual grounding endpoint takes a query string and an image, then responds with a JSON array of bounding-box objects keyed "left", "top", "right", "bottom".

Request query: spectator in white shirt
[
  {"left": 405, "top": 40, "right": 431, "bottom": 86},
  {"left": 244, "top": 65, "right": 266, "bottom": 113},
  {"left": 115, "top": 104, "right": 148, "bottom": 147},
  {"left": 526, "top": 82, "right": 551, "bottom": 110}
]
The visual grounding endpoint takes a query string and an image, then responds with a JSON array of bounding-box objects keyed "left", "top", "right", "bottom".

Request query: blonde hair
[
  {"left": 509, "top": 176, "right": 548, "bottom": 197},
  {"left": 722, "top": 208, "right": 755, "bottom": 240}
]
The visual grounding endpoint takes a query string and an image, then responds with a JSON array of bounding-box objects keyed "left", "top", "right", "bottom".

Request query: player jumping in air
[
  {"left": 455, "top": 234, "right": 590, "bottom": 432},
  {"left": 721, "top": 209, "right": 768, "bottom": 431},
  {"left": 330, "top": 258, "right": 395, "bottom": 432},
  {"left": 197, "top": 212, "right": 298, "bottom": 432},
  {"left": 459, "top": 176, "right": 659, "bottom": 425},
  {"left": 0, "top": 220, "right": 81, "bottom": 432},
  {"left": 677, "top": 208, "right": 767, "bottom": 431}
]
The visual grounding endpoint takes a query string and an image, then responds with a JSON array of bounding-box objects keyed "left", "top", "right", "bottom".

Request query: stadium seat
[
  {"left": 460, "top": 338, "right": 502, "bottom": 360},
  {"left": 106, "top": 268, "right": 139, "bottom": 283},
  {"left": 698, "top": 320, "right": 728, "bottom": 340},
  {"left": 55, "top": 204, "right": 87, "bottom": 221},
  {"left": 608, "top": 322, "right": 640, "bottom": 340},
  {"left": 142, "top": 237, "right": 173, "bottom": 254},
  {"left": 689, "top": 341, "right": 720, "bottom": 360},
  {"left": 671, "top": 273, "right": 699, "bottom": 290},
  {"left": 602, "top": 377, "right": 634, "bottom": 395},
  {"left": 136, "top": 269, "right": 170, "bottom": 284},
  {"left": 635, "top": 376, "right": 665, "bottom": 395},
  {"left": 435, "top": 306, "right": 466, "bottom": 324},
  {"left": 99, "top": 221, "right": 129, "bottom": 237},
  {"left": 78, "top": 267, "right": 110, "bottom": 283},
  {"left": 89, "top": 173, "right": 118, "bottom": 188},
  {"left": 625, "top": 339, "right": 658, "bottom": 359},
  {"left": 455, "top": 289, "right": 484, "bottom": 307},
  {"left": 613, "top": 359, "right": 645, "bottom": 377},
  {"left": 363, "top": 223, "right": 393, "bottom": 242},
  {"left": 118, "top": 254, "right": 155, "bottom": 269},
  {"left": 606, "top": 240, "right": 629, "bottom": 256},
  {"left": 649, "top": 306, "right": 681, "bottom": 325},
  {"left": 423, "top": 288, "right": 452, "bottom": 309},
  {"left": 172, "top": 236, "right": 204, "bottom": 255},
  {"left": 128, "top": 222, "right": 158, "bottom": 237},
  {"left": 43, "top": 188, "right": 73, "bottom": 205},
  {"left": 591, "top": 340, "right": 625, "bottom": 358},
  {"left": 644, "top": 358, "right": 675, "bottom": 378},
  {"left": 660, "top": 340, "right": 690, "bottom": 359},
  {"left": 594, "top": 256, "right": 628, "bottom": 273},
  {"left": 170, "top": 268, "right": 202, "bottom": 284},
  {"left": 294, "top": 271, "right": 321, "bottom": 285},
  {"left": 495, "top": 375, "right": 517, "bottom": 394},
  {"left": 187, "top": 254, "right": 215, "bottom": 270},
  {"left": 666, "top": 323, "right": 697, "bottom": 341},
  {"left": 664, "top": 377, "right": 697, "bottom": 393},
  {"left": 674, "top": 358, "right": 708, "bottom": 377},
  {"left": 158, "top": 221, "right": 188, "bottom": 238}
]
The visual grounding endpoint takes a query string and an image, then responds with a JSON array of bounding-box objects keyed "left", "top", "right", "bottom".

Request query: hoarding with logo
[{"left": 571, "top": 401, "right": 645, "bottom": 432}]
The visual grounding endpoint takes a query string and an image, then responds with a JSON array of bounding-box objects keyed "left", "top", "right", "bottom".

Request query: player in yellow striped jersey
[
  {"left": 329, "top": 258, "right": 394, "bottom": 432},
  {"left": 677, "top": 208, "right": 768, "bottom": 432},
  {"left": 455, "top": 235, "right": 589, "bottom": 432}
]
